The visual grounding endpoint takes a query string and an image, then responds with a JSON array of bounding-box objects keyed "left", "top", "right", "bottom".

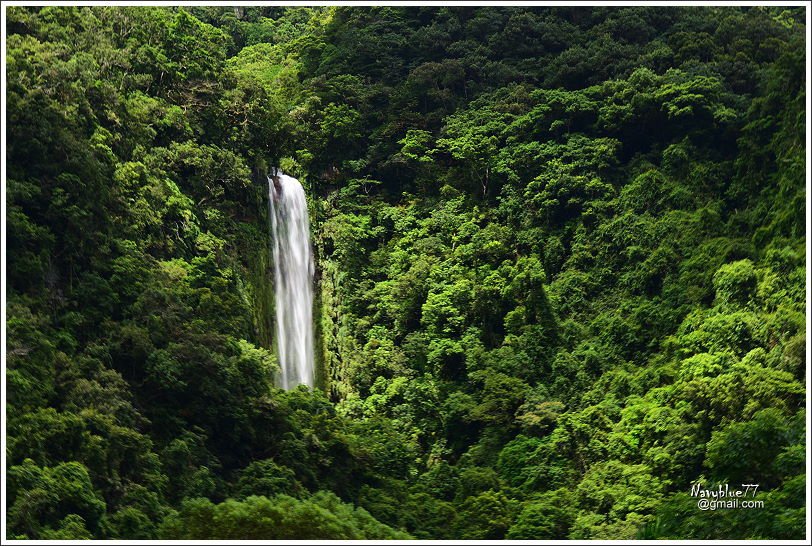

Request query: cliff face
[
  {"left": 244, "top": 184, "right": 276, "bottom": 354},
  {"left": 314, "top": 252, "right": 352, "bottom": 400}
]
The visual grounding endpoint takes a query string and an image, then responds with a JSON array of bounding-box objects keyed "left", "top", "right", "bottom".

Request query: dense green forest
[{"left": 5, "top": 5, "right": 807, "bottom": 540}]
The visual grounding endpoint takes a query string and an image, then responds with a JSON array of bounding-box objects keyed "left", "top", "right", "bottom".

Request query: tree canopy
[{"left": 5, "top": 5, "right": 807, "bottom": 540}]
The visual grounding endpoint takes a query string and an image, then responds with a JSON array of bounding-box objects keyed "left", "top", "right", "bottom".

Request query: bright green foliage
[
  {"left": 507, "top": 488, "right": 576, "bottom": 539},
  {"left": 712, "top": 259, "right": 757, "bottom": 306},
  {"left": 705, "top": 409, "right": 805, "bottom": 486},
  {"left": 571, "top": 461, "right": 666, "bottom": 538},
  {"left": 8, "top": 460, "right": 106, "bottom": 539},
  {"left": 159, "top": 492, "right": 410, "bottom": 539},
  {"left": 5, "top": 5, "right": 806, "bottom": 540},
  {"left": 454, "top": 490, "right": 517, "bottom": 539}
]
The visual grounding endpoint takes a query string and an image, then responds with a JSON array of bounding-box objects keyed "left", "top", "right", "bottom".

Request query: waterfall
[{"left": 268, "top": 171, "right": 315, "bottom": 389}]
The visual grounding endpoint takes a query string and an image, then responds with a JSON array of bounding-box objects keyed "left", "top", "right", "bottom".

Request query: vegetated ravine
[{"left": 5, "top": 5, "right": 807, "bottom": 541}]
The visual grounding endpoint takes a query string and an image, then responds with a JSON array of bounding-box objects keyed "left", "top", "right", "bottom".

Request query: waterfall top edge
[
  {"left": 268, "top": 168, "right": 298, "bottom": 180},
  {"left": 268, "top": 170, "right": 302, "bottom": 194}
]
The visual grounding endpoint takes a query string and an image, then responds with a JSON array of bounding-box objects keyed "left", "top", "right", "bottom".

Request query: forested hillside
[{"left": 5, "top": 6, "right": 807, "bottom": 540}]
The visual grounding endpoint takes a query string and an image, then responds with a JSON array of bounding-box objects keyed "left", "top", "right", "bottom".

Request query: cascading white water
[{"left": 268, "top": 171, "right": 315, "bottom": 389}]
